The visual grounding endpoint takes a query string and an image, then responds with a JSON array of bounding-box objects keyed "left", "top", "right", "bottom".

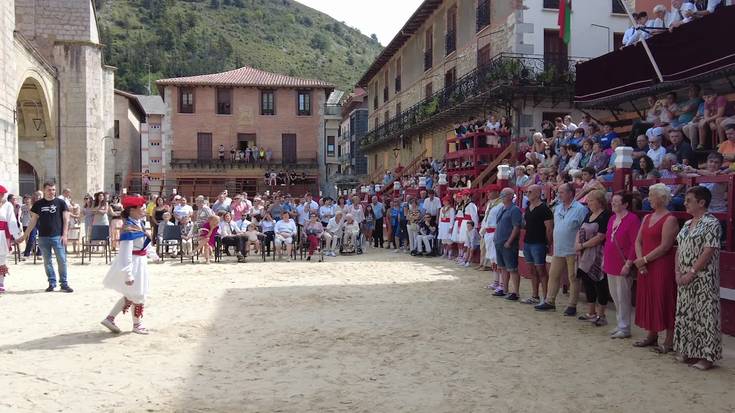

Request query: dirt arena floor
[{"left": 1, "top": 248, "right": 734, "bottom": 412}]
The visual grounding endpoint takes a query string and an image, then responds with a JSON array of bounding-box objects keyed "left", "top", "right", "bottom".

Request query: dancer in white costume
[
  {"left": 437, "top": 196, "right": 455, "bottom": 258},
  {"left": 451, "top": 192, "right": 466, "bottom": 262},
  {"left": 101, "top": 196, "right": 158, "bottom": 335},
  {"left": 457, "top": 191, "right": 479, "bottom": 265},
  {"left": 0, "top": 186, "right": 23, "bottom": 293},
  {"left": 479, "top": 186, "right": 504, "bottom": 289}
]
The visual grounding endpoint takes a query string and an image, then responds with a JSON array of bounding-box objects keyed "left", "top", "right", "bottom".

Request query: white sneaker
[
  {"left": 101, "top": 318, "right": 121, "bottom": 334},
  {"left": 132, "top": 323, "right": 149, "bottom": 335},
  {"left": 393, "top": 249, "right": 400, "bottom": 253},
  {"left": 610, "top": 330, "right": 631, "bottom": 339}
]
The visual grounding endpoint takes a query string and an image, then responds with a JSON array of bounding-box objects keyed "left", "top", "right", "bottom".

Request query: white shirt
[
  {"left": 647, "top": 146, "right": 667, "bottom": 168},
  {"left": 218, "top": 220, "right": 240, "bottom": 236},
  {"left": 297, "top": 200, "right": 319, "bottom": 225},
  {"left": 622, "top": 26, "right": 637, "bottom": 46},
  {"left": 422, "top": 196, "right": 442, "bottom": 217},
  {"left": 274, "top": 219, "right": 296, "bottom": 236},
  {"left": 666, "top": 6, "right": 683, "bottom": 27},
  {"left": 319, "top": 205, "right": 335, "bottom": 222},
  {"left": 0, "top": 201, "right": 23, "bottom": 239},
  {"left": 234, "top": 218, "right": 251, "bottom": 232},
  {"left": 173, "top": 204, "right": 193, "bottom": 221},
  {"left": 327, "top": 217, "right": 344, "bottom": 234}
]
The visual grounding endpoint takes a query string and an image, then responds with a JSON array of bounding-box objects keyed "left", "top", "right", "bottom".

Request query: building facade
[
  {"left": 135, "top": 94, "right": 167, "bottom": 195},
  {"left": 358, "top": 0, "right": 632, "bottom": 175},
  {"left": 323, "top": 90, "right": 344, "bottom": 197},
  {"left": 339, "top": 88, "right": 369, "bottom": 177},
  {"left": 112, "top": 90, "right": 145, "bottom": 194},
  {"left": 1, "top": 0, "right": 115, "bottom": 196},
  {"left": 156, "top": 66, "right": 334, "bottom": 198}
]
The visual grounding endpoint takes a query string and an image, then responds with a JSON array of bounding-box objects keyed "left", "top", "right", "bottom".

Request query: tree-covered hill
[{"left": 95, "top": 0, "right": 383, "bottom": 93}]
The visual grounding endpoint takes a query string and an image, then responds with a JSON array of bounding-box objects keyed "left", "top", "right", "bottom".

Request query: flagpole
[{"left": 620, "top": 0, "right": 664, "bottom": 82}]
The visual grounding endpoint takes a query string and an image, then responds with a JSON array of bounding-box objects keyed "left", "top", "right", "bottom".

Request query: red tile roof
[{"left": 156, "top": 66, "right": 334, "bottom": 89}]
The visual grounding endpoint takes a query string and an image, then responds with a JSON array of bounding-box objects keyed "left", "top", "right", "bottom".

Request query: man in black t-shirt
[
  {"left": 22, "top": 182, "right": 72, "bottom": 292},
  {"left": 521, "top": 185, "right": 554, "bottom": 305}
]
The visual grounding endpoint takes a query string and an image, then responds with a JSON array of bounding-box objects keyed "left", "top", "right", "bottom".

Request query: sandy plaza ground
[{"left": 1, "top": 247, "right": 735, "bottom": 413}]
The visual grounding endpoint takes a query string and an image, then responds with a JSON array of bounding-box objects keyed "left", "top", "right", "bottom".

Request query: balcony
[
  {"left": 361, "top": 53, "right": 582, "bottom": 151},
  {"left": 169, "top": 150, "right": 319, "bottom": 169},
  {"left": 476, "top": 0, "right": 491, "bottom": 32},
  {"left": 424, "top": 49, "right": 433, "bottom": 71},
  {"left": 445, "top": 30, "right": 456, "bottom": 56}
]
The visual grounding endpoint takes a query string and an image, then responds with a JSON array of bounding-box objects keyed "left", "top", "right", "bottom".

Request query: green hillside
[{"left": 95, "top": 0, "right": 383, "bottom": 93}]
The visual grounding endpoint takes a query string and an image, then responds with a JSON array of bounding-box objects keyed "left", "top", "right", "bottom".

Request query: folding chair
[
  {"left": 81, "top": 225, "right": 111, "bottom": 264},
  {"left": 158, "top": 225, "right": 182, "bottom": 263}
]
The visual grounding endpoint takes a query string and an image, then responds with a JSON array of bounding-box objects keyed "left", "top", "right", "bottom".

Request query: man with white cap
[{"left": 0, "top": 185, "right": 24, "bottom": 292}]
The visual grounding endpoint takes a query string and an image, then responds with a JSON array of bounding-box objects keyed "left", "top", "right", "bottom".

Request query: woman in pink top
[{"left": 603, "top": 192, "right": 641, "bottom": 339}]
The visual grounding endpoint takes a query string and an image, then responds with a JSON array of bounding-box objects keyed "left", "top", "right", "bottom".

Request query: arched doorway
[{"left": 19, "top": 159, "right": 38, "bottom": 197}]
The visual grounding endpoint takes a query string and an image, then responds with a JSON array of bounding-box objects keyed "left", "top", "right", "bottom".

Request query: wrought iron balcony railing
[
  {"left": 360, "top": 53, "right": 582, "bottom": 151},
  {"left": 445, "top": 30, "right": 456, "bottom": 56},
  {"left": 476, "top": 0, "right": 491, "bottom": 32}
]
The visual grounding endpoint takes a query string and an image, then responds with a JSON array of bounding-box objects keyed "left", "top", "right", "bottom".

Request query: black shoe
[
  {"left": 505, "top": 293, "right": 519, "bottom": 301},
  {"left": 45, "top": 285, "right": 56, "bottom": 292},
  {"left": 534, "top": 302, "right": 556, "bottom": 311},
  {"left": 60, "top": 285, "right": 74, "bottom": 293},
  {"left": 491, "top": 289, "right": 506, "bottom": 297},
  {"left": 563, "top": 306, "right": 577, "bottom": 317},
  {"left": 306, "top": 256, "right": 311, "bottom": 261}
]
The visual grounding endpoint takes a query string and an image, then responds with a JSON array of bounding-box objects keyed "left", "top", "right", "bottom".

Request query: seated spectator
[
  {"left": 631, "top": 95, "right": 660, "bottom": 139},
  {"left": 570, "top": 128, "right": 586, "bottom": 147},
  {"left": 341, "top": 214, "right": 361, "bottom": 254},
  {"left": 689, "top": 88, "right": 733, "bottom": 149},
  {"left": 632, "top": 134, "right": 650, "bottom": 171},
  {"left": 539, "top": 146, "right": 558, "bottom": 174},
  {"left": 667, "top": 128, "right": 695, "bottom": 166},
  {"left": 719, "top": 124, "right": 735, "bottom": 169},
  {"left": 671, "top": 84, "right": 702, "bottom": 130},
  {"left": 273, "top": 211, "right": 296, "bottom": 261},
  {"left": 415, "top": 214, "right": 437, "bottom": 256},
  {"left": 515, "top": 166, "right": 530, "bottom": 188},
  {"left": 242, "top": 223, "right": 264, "bottom": 256},
  {"left": 578, "top": 114, "right": 596, "bottom": 137},
  {"left": 562, "top": 144, "right": 583, "bottom": 174},
  {"left": 219, "top": 212, "right": 246, "bottom": 262},
  {"left": 635, "top": 155, "right": 661, "bottom": 180},
  {"left": 682, "top": 152, "right": 728, "bottom": 214},
  {"left": 303, "top": 213, "right": 326, "bottom": 261},
  {"left": 643, "top": 154, "right": 685, "bottom": 211},
  {"left": 579, "top": 139, "right": 593, "bottom": 168},
  {"left": 588, "top": 142, "right": 609, "bottom": 173},
  {"left": 325, "top": 210, "right": 344, "bottom": 257},
  {"left": 179, "top": 215, "right": 194, "bottom": 257},
  {"left": 575, "top": 167, "right": 605, "bottom": 204},
  {"left": 647, "top": 134, "right": 667, "bottom": 168},
  {"left": 658, "top": 92, "right": 680, "bottom": 128},
  {"left": 259, "top": 213, "right": 276, "bottom": 256}
]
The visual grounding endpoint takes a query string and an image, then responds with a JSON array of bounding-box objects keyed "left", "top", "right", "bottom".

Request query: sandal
[
  {"left": 691, "top": 360, "right": 714, "bottom": 371},
  {"left": 650, "top": 344, "right": 673, "bottom": 354},
  {"left": 633, "top": 336, "right": 658, "bottom": 347}
]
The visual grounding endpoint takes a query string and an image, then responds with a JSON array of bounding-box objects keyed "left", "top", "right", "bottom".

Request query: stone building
[
  {"left": 358, "top": 0, "right": 632, "bottom": 176},
  {"left": 0, "top": 0, "right": 115, "bottom": 196},
  {"left": 323, "top": 89, "right": 344, "bottom": 197},
  {"left": 112, "top": 90, "right": 145, "bottom": 194},
  {"left": 156, "top": 66, "right": 334, "bottom": 199}
]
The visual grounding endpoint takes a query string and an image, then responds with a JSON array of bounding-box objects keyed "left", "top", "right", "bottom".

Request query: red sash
[
  {"left": 486, "top": 228, "right": 496, "bottom": 234},
  {"left": 440, "top": 218, "right": 451, "bottom": 223},
  {"left": 132, "top": 249, "right": 147, "bottom": 256},
  {"left": 0, "top": 221, "right": 11, "bottom": 240}
]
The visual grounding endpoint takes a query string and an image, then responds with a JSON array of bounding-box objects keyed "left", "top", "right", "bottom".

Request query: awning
[{"left": 575, "top": 6, "right": 735, "bottom": 107}]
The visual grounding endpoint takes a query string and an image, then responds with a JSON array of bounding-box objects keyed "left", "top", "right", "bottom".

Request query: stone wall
[
  {"left": 0, "top": 0, "right": 18, "bottom": 193},
  {"left": 14, "top": 0, "right": 98, "bottom": 59}
]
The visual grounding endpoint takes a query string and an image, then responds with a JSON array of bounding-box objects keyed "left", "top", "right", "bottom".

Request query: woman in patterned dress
[{"left": 674, "top": 186, "right": 722, "bottom": 370}]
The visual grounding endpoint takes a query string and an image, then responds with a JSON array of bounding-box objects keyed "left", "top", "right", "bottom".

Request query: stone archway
[
  {"left": 18, "top": 159, "right": 38, "bottom": 196},
  {"left": 16, "top": 75, "right": 56, "bottom": 186}
]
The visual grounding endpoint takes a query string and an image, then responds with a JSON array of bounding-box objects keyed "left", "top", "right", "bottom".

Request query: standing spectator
[
  {"left": 92, "top": 192, "right": 109, "bottom": 228},
  {"left": 22, "top": 182, "right": 72, "bottom": 292},
  {"left": 319, "top": 197, "right": 336, "bottom": 227},
  {"left": 674, "top": 186, "right": 722, "bottom": 370},
  {"left": 633, "top": 184, "right": 679, "bottom": 352},
  {"left": 521, "top": 185, "right": 553, "bottom": 305},
  {"left": 665, "top": 0, "right": 684, "bottom": 28},
  {"left": 193, "top": 196, "right": 214, "bottom": 232},
  {"left": 604, "top": 192, "right": 641, "bottom": 339},
  {"left": 535, "top": 183, "right": 588, "bottom": 314},
  {"left": 108, "top": 195, "right": 123, "bottom": 251},
  {"left": 265, "top": 147, "right": 273, "bottom": 163},
  {"left": 19, "top": 194, "right": 34, "bottom": 259},
  {"left": 211, "top": 192, "right": 231, "bottom": 214},
  {"left": 491, "top": 188, "right": 522, "bottom": 300},
  {"left": 421, "top": 190, "right": 441, "bottom": 222},
  {"left": 575, "top": 190, "right": 611, "bottom": 326},
  {"left": 406, "top": 198, "right": 422, "bottom": 255},
  {"left": 172, "top": 196, "right": 192, "bottom": 224}
]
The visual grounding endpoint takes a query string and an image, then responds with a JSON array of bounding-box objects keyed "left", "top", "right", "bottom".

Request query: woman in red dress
[{"left": 633, "top": 184, "right": 679, "bottom": 353}]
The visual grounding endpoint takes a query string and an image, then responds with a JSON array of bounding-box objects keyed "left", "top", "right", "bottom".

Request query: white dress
[
  {"left": 459, "top": 202, "right": 479, "bottom": 244},
  {"left": 451, "top": 205, "right": 464, "bottom": 243},
  {"left": 0, "top": 201, "right": 22, "bottom": 268},
  {"left": 103, "top": 221, "right": 155, "bottom": 303},
  {"left": 437, "top": 207, "right": 455, "bottom": 242},
  {"left": 482, "top": 203, "right": 503, "bottom": 265}
]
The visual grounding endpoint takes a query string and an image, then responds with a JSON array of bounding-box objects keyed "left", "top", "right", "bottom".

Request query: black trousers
[
  {"left": 373, "top": 219, "right": 384, "bottom": 247},
  {"left": 221, "top": 236, "right": 245, "bottom": 255},
  {"left": 263, "top": 231, "right": 275, "bottom": 254},
  {"left": 579, "top": 269, "right": 610, "bottom": 306}
]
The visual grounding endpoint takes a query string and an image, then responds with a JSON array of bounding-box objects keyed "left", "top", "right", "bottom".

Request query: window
[
  {"left": 179, "top": 87, "right": 194, "bottom": 113},
  {"left": 445, "top": 67, "right": 457, "bottom": 88},
  {"left": 114, "top": 120, "right": 120, "bottom": 139},
  {"left": 446, "top": 6, "right": 457, "bottom": 55},
  {"left": 297, "top": 90, "right": 311, "bottom": 116},
  {"left": 612, "top": 0, "right": 626, "bottom": 14},
  {"left": 216, "top": 88, "right": 232, "bottom": 115},
  {"left": 425, "top": 82, "right": 433, "bottom": 99},
  {"left": 383, "top": 70, "right": 389, "bottom": 102},
  {"left": 327, "top": 136, "right": 335, "bottom": 157},
  {"left": 395, "top": 57, "right": 402, "bottom": 93},
  {"left": 613, "top": 32, "right": 624, "bottom": 51},
  {"left": 476, "top": 0, "right": 491, "bottom": 32},
  {"left": 261, "top": 90, "right": 275, "bottom": 115},
  {"left": 373, "top": 83, "right": 378, "bottom": 109},
  {"left": 478, "top": 43, "right": 492, "bottom": 67},
  {"left": 396, "top": 103, "right": 401, "bottom": 116},
  {"left": 384, "top": 111, "right": 390, "bottom": 125},
  {"left": 374, "top": 117, "right": 378, "bottom": 130},
  {"left": 424, "top": 27, "right": 433, "bottom": 71},
  {"left": 543, "top": 0, "right": 559, "bottom": 8}
]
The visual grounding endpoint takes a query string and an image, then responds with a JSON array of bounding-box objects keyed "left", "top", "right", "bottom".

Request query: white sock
[
  {"left": 107, "top": 297, "right": 126, "bottom": 319},
  {"left": 0, "top": 275, "right": 5, "bottom": 286}
]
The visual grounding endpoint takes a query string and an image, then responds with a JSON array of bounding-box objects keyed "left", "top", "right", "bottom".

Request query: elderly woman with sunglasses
[{"left": 303, "top": 213, "right": 327, "bottom": 261}]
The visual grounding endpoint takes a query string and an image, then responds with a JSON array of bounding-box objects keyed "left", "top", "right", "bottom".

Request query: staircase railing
[
  {"left": 380, "top": 148, "right": 428, "bottom": 195},
  {"left": 471, "top": 144, "right": 514, "bottom": 189}
]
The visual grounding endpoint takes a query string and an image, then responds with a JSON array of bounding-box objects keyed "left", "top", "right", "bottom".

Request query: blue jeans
[
  {"left": 22, "top": 226, "right": 38, "bottom": 256},
  {"left": 38, "top": 236, "right": 68, "bottom": 287}
]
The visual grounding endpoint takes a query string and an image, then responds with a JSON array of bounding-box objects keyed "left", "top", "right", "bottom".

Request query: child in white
[
  {"left": 243, "top": 223, "right": 265, "bottom": 255},
  {"left": 0, "top": 186, "right": 23, "bottom": 293},
  {"left": 463, "top": 221, "right": 481, "bottom": 268},
  {"left": 437, "top": 199, "right": 455, "bottom": 259},
  {"left": 101, "top": 196, "right": 158, "bottom": 335}
]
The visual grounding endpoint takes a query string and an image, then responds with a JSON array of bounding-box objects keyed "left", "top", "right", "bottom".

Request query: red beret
[
  {"left": 122, "top": 195, "right": 146, "bottom": 209},
  {"left": 0, "top": 185, "right": 6, "bottom": 195}
]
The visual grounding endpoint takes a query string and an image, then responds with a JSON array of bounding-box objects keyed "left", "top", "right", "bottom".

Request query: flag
[{"left": 558, "top": 0, "right": 572, "bottom": 44}]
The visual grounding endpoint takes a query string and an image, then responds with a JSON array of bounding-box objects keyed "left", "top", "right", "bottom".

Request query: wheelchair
[
  {"left": 298, "top": 232, "right": 326, "bottom": 262},
  {"left": 338, "top": 230, "right": 364, "bottom": 255}
]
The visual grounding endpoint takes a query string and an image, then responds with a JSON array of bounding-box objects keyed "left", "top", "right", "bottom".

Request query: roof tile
[{"left": 156, "top": 66, "right": 334, "bottom": 89}]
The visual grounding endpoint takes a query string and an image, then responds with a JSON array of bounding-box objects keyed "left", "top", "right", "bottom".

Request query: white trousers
[
  {"left": 416, "top": 235, "right": 433, "bottom": 253},
  {"left": 607, "top": 275, "right": 633, "bottom": 334}
]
